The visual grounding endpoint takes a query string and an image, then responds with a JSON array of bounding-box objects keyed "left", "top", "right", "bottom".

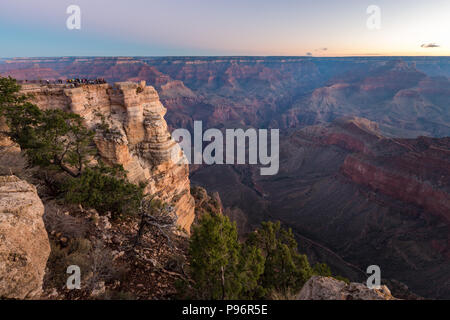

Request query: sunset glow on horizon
[{"left": 0, "top": 0, "right": 449, "bottom": 57}]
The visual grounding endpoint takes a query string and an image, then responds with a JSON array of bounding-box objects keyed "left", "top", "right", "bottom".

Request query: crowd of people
[
  {"left": 19, "top": 78, "right": 107, "bottom": 86},
  {"left": 65, "top": 78, "right": 107, "bottom": 85}
]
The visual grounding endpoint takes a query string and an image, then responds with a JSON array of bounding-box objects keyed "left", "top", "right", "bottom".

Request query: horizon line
[{"left": 2, "top": 55, "right": 450, "bottom": 59}]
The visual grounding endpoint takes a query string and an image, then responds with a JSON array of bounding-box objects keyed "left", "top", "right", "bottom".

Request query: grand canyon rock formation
[
  {"left": 0, "top": 175, "right": 50, "bottom": 299},
  {"left": 22, "top": 81, "right": 195, "bottom": 233},
  {"left": 297, "top": 276, "right": 396, "bottom": 300},
  {"left": 304, "top": 117, "right": 450, "bottom": 223},
  {"left": 2, "top": 56, "right": 449, "bottom": 298},
  {"left": 2, "top": 57, "right": 450, "bottom": 137}
]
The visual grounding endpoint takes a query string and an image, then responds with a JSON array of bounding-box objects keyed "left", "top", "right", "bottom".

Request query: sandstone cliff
[
  {"left": 0, "top": 175, "right": 50, "bottom": 299},
  {"left": 22, "top": 82, "right": 195, "bottom": 233}
]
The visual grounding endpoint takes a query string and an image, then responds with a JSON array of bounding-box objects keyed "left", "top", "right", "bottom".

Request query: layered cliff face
[
  {"left": 342, "top": 152, "right": 450, "bottom": 224},
  {"left": 22, "top": 82, "right": 195, "bottom": 233},
  {"left": 310, "top": 118, "right": 450, "bottom": 223},
  {"left": 0, "top": 176, "right": 50, "bottom": 299}
]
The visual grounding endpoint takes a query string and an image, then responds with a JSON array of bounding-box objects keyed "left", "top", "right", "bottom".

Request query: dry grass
[
  {"left": 43, "top": 201, "right": 90, "bottom": 239},
  {"left": 269, "top": 289, "right": 299, "bottom": 300}
]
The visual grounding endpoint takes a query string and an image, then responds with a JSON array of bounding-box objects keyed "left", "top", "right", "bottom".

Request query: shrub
[
  {"left": 63, "top": 164, "right": 145, "bottom": 219},
  {"left": 46, "top": 238, "right": 120, "bottom": 291},
  {"left": 313, "top": 263, "right": 332, "bottom": 277},
  {"left": 47, "top": 238, "right": 93, "bottom": 289},
  {"left": 313, "top": 262, "right": 350, "bottom": 283}
]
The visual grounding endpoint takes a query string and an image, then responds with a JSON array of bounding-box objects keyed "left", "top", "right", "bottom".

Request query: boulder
[
  {"left": 0, "top": 176, "right": 50, "bottom": 299},
  {"left": 297, "top": 276, "right": 397, "bottom": 300}
]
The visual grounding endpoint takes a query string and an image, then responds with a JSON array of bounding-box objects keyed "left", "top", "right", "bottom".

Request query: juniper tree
[
  {"left": 0, "top": 76, "right": 25, "bottom": 113},
  {"left": 63, "top": 163, "right": 145, "bottom": 219},
  {"left": 1, "top": 76, "right": 95, "bottom": 176}
]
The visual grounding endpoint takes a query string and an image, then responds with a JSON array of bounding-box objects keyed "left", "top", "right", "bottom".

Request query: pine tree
[
  {"left": 188, "top": 213, "right": 264, "bottom": 299},
  {"left": 246, "top": 221, "right": 313, "bottom": 297}
]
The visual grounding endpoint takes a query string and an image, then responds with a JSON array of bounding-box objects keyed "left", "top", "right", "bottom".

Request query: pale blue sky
[{"left": 0, "top": 0, "right": 449, "bottom": 57}]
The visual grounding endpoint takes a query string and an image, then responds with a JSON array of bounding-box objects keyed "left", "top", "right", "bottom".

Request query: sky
[{"left": 0, "top": 0, "right": 449, "bottom": 57}]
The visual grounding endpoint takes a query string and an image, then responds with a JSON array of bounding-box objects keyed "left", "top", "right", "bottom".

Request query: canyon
[
  {"left": 2, "top": 56, "right": 450, "bottom": 138},
  {"left": 1, "top": 56, "right": 449, "bottom": 298},
  {"left": 191, "top": 117, "right": 450, "bottom": 298}
]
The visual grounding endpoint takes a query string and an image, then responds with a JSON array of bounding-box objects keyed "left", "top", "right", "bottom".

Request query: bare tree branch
[{"left": 134, "top": 197, "right": 178, "bottom": 248}]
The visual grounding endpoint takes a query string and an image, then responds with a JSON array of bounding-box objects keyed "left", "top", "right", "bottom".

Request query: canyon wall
[
  {"left": 21, "top": 82, "right": 195, "bottom": 233},
  {"left": 342, "top": 155, "right": 450, "bottom": 224},
  {"left": 302, "top": 117, "right": 450, "bottom": 224}
]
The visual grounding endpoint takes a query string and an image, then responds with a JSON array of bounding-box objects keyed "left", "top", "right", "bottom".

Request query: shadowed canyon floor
[{"left": 190, "top": 118, "right": 450, "bottom": 299}]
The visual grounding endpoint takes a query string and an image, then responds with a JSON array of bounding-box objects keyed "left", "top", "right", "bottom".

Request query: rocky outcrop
[
  {"left": 22, "top": 81, "right": 195, "bottom": 233},
  {"left": 0, "top": 175, "right": 50, "bottom": 299},
  {"left": 297, "top": 276, "right": 396, "bottom": 300}
]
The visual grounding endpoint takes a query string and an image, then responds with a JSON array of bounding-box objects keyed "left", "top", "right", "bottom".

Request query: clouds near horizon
[{"left": 421, "top": 43, "right": 440, "bottom": 48}]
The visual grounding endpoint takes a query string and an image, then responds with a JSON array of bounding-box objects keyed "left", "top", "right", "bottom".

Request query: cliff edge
[{"left": 22, "top": 82, "right": 195, "bottom": 233}]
